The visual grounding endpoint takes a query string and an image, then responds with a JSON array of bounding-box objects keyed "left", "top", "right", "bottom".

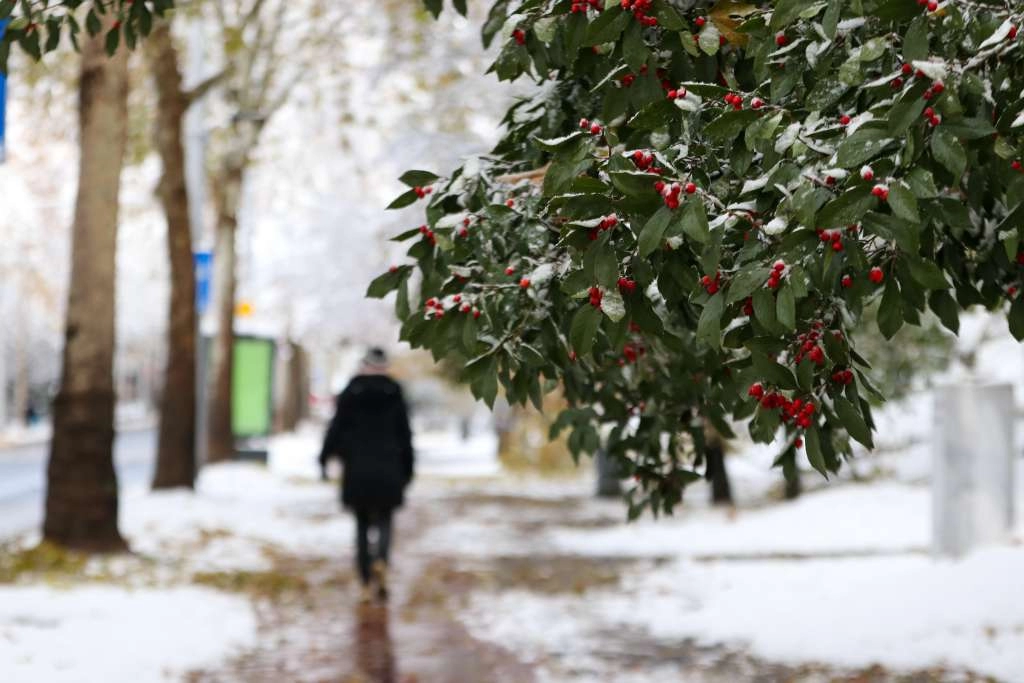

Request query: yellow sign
[{"left": 235, "top": 301, "right": 254, "bottom": 318}]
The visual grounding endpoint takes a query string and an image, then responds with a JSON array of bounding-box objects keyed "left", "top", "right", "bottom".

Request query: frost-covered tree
[{"left": 373, "top": 0, "right": 1024, "bottom": 516}]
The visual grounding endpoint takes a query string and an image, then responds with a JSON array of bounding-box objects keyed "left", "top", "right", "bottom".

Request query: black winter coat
[{"left": 319, "top": 374, "right": 414, "bottom": 510}]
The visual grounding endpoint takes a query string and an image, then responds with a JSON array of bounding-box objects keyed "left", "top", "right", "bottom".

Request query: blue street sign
[
  {"left": 194, "top": 250, "right": 213, "bottom": 314},
  {"left": 0, "top": 19, "right": 8, "bottom": 164}
]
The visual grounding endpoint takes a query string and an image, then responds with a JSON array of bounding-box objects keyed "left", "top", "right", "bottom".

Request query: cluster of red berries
[
  {"left": 922, "top": 106, "right": 941, "bottom": 127},
  {"left": 418, "top": 224, "right": 437, "bottom": 246},
  {"left": 631, "top": 150, "right": 662, "bottom": 173},
  {"left": 425, "top": 298, "right": 445, "bottom": 318},
  {"left": 589, "top": 286, "right": 603, "bottom": 308},
  {"left": 512, "top": 29, "right": 526, "bottom": 45},
  {"left": 794, "top": 327, "right": 826, "bottom": 366},
  {"left": 922, "top": 81, "right": 945, "bottom": 101},
  {"left": 748, "top": 384, "right": 817, "bottom": 428},
  {"left": 816, "top": 228, "right": 845, "bottom": 252},
  {"left": 570, "top": 0, "right": 602, "bottom": 13},
  {"left": 700, "top": 272, "right": 721, "bottom": 295},
  {"left": 654, "top": 181, "right": 697, "bottom": 209},
  {"left": 916, "top": 0, "right": 938, "bottom": 12},
  {"left": 767, "top": 260, "right": 786, "bottom": 290},
  {"left": 620, "top": 342, "right": 646, "bottom": 364},
  {"left": 579, "top": 118, "right": 603, "bottom": 136},
  {"left": 831, "top": 368, "right": 855, "bottom": 385},
  {"left": 871, "top": 184, "right": 890, "bottom": 201},
  {"left": 723, "top": 92, "right": 744, "bottom": 110},
  {"left": 666, "top": 85, "right": 688, "bottom": 100},
  {"left": 588, "top": 214, "right": 619, "bottom": 241},
  {"left": 869, "top": 267, "right": 885, "bottom": 284},
  {"left": 620, "top": 0, "right": 658, "bottom": 26},
  {"left": 618, "top": 277, "right": 638, "bottom": 294},
  {"left": 413, "top": 186, "right": 433, "bottom": 199},
  {"left": 458, "top": 216, "right": 473, "bottom": 238}
]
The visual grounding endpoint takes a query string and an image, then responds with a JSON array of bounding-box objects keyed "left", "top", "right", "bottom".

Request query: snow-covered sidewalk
[{"left": 1, "top": 423, "right": 1023, "bottom": 682}]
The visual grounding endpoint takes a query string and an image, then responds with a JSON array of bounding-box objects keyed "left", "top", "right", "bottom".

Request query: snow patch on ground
[{"left": 0, "top": 585, "right": 256, "bottom": 683}]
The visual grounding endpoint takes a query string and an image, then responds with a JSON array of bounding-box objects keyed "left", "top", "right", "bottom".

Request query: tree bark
[
  {"left": 148, "top": 22, "right": 198, "bottom": 490},
  {"left": 704, "top": 422, "right": 733, "bottom": 506},
  {"left": 275, "top": 340, "right": 307, "bottom": 433},
  {"left": 44, "top": 31, "right": 129, "bottom": 552},
  {"left": 206, "top": 164, "right": 243, "bottom": 462}
]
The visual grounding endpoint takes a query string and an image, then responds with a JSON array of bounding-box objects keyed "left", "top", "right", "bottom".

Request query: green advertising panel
[{"left": 232, "top": 337, "right": 275, "bottom": 437}]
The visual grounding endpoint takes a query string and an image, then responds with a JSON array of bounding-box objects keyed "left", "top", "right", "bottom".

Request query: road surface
[{"left": 0, "top": 429, "right": 156, "bottom": 540}]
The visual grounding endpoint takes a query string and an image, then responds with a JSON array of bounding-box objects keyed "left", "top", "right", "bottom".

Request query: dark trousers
[{"left": 354, "top": 507, "right": 393, "bottom": 584}]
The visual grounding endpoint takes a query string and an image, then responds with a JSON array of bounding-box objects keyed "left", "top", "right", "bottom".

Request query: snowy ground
[{"left": 1, "top": 398, "right": 1023, "bottom": 681}]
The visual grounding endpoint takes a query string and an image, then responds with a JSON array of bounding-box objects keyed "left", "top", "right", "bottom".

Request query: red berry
[
  {"left": 695, "top": 16, "right": 706, "bottom": 27},
  {"left": 931, "top": 81, "right": 944, "bottom": 94},
  {"left": 795, "top": 437, "right": 804, "bottom": 448},
  {"left": 519, "top": 278, "right": 531, "bottom": 289},
  {"left": 869, "top": 267, "right": 884, "bottom": 284},
  {"left": 839, "top": 114, "right": 851, "bottom": 125},
  {"left": 1010, "top": 25, "right": 1019, "bottom": 40},
  {"left": 512, "top": 29, "right": 526, "bottom": 45},
  {"left": 775, "top": 32, "right": 787, "bottom": 47},
  {"left": 832, "top": 239, "right": 844, "bottom": 252},
  {"left": 459, "top": 228, "right": 469, "bottom": 238},
  {"left": 926, "top": 0, "right": 937, "bottom": 10},
  {"left": 841, "top": 275, "right": 853, "bottom": 288},
  {"left": 923, "top": 107, "right": 934, "bottom": 118},
  {"left": 389, "top": 266, "right": 398, "bottom": 273},
  {"left": 684, "top": 182, "right": 697, "bottom": 194},
  {"left": 751, "top": 97, "right": 764, "bottom": 109},
  {"left": 579, "top": 118, "right": 590, "bottom": 130},
  {"left": 861, "top": 167, "right": 874, "bottom": 181},
  {"left": 891, "top": 77, "right": 904, "bottom": 89},
  {"left": 505, "top": 266, "right": 515, "bottom": 275},
  {"left": 748, "top": 383, "right": 765, "bottom": 398},
  {"left": 901, "top": 63, "right": 913, "bottom": 75},
  {"left": 773, "top": 260, "right": 786, "bottom": 272},
  {"left": 461, "top": 304, "right": 471, "bottom": 313},
  {"left": 506, "top": 199, "right": 515, "bottom": 208},
  {"left": 473, "top": 308, "right": 481, "bottom": 319},
  {"left": 1014, "top": 161, "right": 1023, "bottom": 171}
]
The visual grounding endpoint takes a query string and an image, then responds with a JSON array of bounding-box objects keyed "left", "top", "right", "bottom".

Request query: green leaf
[
  {"left": 752, "top": 288, "right": 779, "bottom": 332},
  {"left": 602, "top": 289, "right": 627, "bottom": 322},
  {"left": 770, "top": 0, "right": 807, "bottom": 32},
  {"left": 1005, "top": 296, "right": 1024, "bottom": 342},
  {"left": 585, "top": 7, "right": 629, "bottom": 46},
  {"left": 704, "top": 109, "right": 761, "bottom": 141},
  {"left": 817, "top": 187, "right": 876, "bottom": 228},
  {"left": 595, "top": 242, "right": 619, "bottom": 287},
  {"left": 804, "top": 426, "right": 828, "bottom": 477},
  {"left": 776, "top": 284, "right": 796, "bottom": 330},
  {"left": 398, "top": 170, "right": 439, "bottom": 187},
  {"left": 928, "top": 289, "right": 959, "bottom": 334},
  {"left": 570, "top": 305, "right": 603, "bottom": 356},
  {"left": 886, "top": 82, "right": 930, "bottom": 135},
  {"left": 727, "top": 267, "right": 771, "bottom": 305},
  {"left": 902, "top": 17, "right": 929, "bottom": 62},
  {"left": 637, "top": 206, "right": 672, "bottom": 257},
  {"left": 834, "top": 396, "right": 874, "bottom": 449},
  {"left": 931, "top": 127, "right": 967, "bottom": 179},
  {"left": 366, "top": 266, "right": 410, "bottom": 299},
  {"left": 751, "top": 352, "right": 798, "bottom": 390},
  {"left": 877, "top": 278, "right": 904, "bottom": 339},
  {"left": 835, "top": 128, "right": 894, "bottom": 168},
  {"left": 888, "top": 182, "right": 919, "bottom": 223},
  {"left": 907, "top": 258, "right": 947, "bottom": 289},
  {"left": 680, "top": 200, "right": 710, "bottom": 244},
  {"left": 104, "top": 25, "right": 120, "bottom": 56},
  {"left": 387, "top": 188, "right": 420, "bottom": 210},
  {"left": 697, "top": 292, "right": 724, "bottom": 350}
]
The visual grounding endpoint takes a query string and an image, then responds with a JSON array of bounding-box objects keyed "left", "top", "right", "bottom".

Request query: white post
[{"left": 933, "top": 383, "right": 1015, "bottom": 557}]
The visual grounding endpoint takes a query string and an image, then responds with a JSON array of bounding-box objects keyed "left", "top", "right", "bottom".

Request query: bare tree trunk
[
  {"left": 275, "top": 340, "right": 308, "bottom": 433},
  {"left": 704, "top": 421, "right": 733, "bottom": 506},
  {"left": 148, "top": 22, "right": 197, "bottom": 489},
  {"left": 44, "top": 32, "right": 129, "bottom": 552},
  {"left": 206, "top": 164, "right": 242, "bottom": 462},
  {"left": 12, "top": 331, "right": 28, "bottom": 425}
]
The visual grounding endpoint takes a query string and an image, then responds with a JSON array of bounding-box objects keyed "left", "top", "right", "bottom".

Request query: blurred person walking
[{"left": 319, "top": 347, "right": 414, "bottom": 602}]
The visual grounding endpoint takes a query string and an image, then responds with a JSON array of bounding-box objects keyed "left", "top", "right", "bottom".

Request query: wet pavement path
[{"left": 188, "top": 483, "right": 995, "bottom": 683}]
